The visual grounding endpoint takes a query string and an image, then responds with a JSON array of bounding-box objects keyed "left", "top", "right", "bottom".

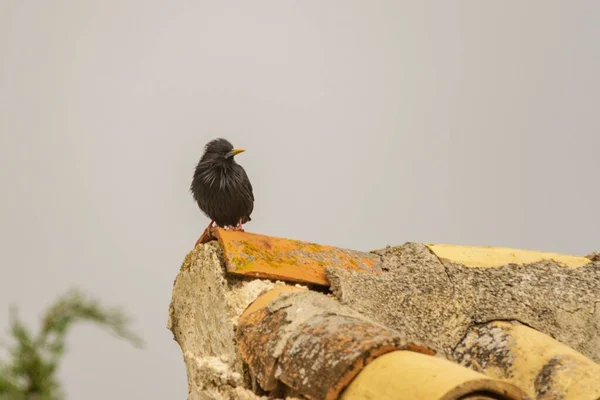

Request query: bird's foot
[
  {"left": 194, "top": 221, "right": 215, "bottom": 246},
  {"left": 200, "top": 220, "right": 214, "bottom": 233},
  {"left": 234, "top": 219, "right": 245, "bottom": 232}
]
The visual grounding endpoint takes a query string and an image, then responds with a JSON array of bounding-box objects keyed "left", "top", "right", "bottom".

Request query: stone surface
[
  {"left": 167, "top": 243, "right": 277, "bottom": 398},
  {"left": 325, "top": 242, "right": 600, "bottom": 363}
]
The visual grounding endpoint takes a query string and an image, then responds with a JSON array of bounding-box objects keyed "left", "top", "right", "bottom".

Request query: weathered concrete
[
  {"left": 325, "top": 242, "right": 600, "bottom": 363},
  {"left": 167, "top": 243, "right": 278, "bottom": 399}
]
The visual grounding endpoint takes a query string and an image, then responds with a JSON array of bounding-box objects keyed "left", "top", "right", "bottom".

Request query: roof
[{"left": 168, "top": 228, "right": 600, "bottom": 400}]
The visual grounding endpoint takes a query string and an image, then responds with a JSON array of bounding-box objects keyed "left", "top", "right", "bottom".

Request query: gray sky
[{"left": 1, "top": 1, "right": 598, "bottom": 399}]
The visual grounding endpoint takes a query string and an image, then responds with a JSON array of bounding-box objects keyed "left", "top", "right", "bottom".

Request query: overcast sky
[{"left": 1, "top": 1, "right": 598, "bottom": 399}]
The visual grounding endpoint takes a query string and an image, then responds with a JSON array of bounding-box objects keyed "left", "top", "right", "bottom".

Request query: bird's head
[{"left": 201, "top": 138, "right": 245, "bottom": 164}]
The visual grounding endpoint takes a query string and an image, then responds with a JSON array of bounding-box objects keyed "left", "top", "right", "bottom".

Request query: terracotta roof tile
[
  {"left": 237, "top": 287, "right": 435, "bottom": 399},
  {"left": 169, "top": 230, "right": 600, "bottom": 400},
  {"left": 198, "top": 228, "right": 382, "bottom": 286}
]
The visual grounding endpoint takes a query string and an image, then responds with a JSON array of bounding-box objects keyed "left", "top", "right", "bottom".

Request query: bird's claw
[
  {"left": 221, "top": 219, "right": 245, "bottom": 232},
  {"left": 196, "top": 220, "right": 244, "bottom": 248},
  {"left": 223, "top": 225, "right": 244, "bottom": 232},
  {"left": 194, "top": 220, "right": 216, "bottom": 247},
  {"left": 235, "top": 219, "right": 245, "bottom": 231}
]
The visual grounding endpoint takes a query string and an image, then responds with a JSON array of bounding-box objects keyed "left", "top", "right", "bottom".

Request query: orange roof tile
[
  {"left": 197, "top": 228, "right": 382, "bottom": 286},
  {"left": 170, "top": 231, "right": 600, "bottom": 400}
]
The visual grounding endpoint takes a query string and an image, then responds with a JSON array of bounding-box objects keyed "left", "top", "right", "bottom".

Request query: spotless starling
[{"left": 190, "top": 138, "right": 254, "bottom": 234}]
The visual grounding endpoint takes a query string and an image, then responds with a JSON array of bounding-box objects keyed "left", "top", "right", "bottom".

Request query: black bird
[{"left": 190, "top": 138, "right": 254, "bottom": 234}]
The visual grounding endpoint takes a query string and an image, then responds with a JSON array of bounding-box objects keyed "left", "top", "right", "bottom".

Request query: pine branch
[
  {"left": 3, "top": 306, "right": 59, "bottom": 399},
  {"left": 0, "top": 288, "right": 144, "bottom": 399},
  {"left": 38, "top": 289, "right": 144, "bottom": 362},
  {"left": 0, "top": 367, "right": 25, "bottom": 400}
]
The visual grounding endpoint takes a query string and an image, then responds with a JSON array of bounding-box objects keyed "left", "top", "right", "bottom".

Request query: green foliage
[{"left": 0, "top": 288, "right": 143, "bottom": 400}]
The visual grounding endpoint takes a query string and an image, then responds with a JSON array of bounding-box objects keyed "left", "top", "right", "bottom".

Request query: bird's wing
[{"left": 241, "top": 167, "right": 254, "bottom": 201}]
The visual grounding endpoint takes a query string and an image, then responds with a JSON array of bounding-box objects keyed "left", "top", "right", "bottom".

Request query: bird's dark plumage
[{"left": 190, "top": 138, "right": 254, "bottom": 228}]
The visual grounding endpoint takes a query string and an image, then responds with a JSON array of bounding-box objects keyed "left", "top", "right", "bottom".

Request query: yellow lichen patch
[
  {"left": 426, "top": 244, "right": 591, "bottom": 269},
  {"left": 213, "top": 229, "right": 382, "bottom": 286}
]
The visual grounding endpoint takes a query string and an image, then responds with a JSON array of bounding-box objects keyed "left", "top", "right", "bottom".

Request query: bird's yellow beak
[{"left": 226, "top": 148, "right": 245, "bottom": 158}]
